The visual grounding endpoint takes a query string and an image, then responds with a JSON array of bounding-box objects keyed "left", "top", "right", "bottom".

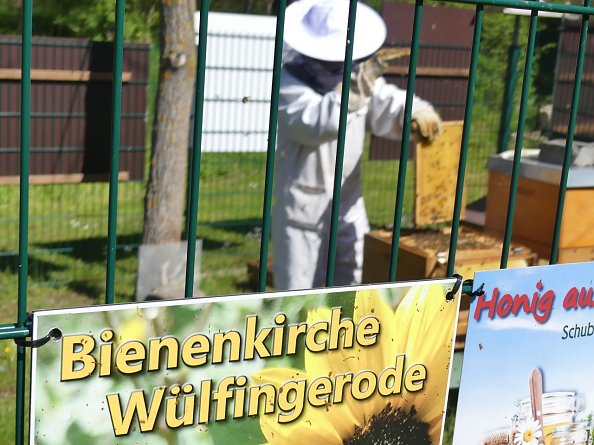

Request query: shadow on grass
[
  {"left": 0, "top": 219, "right": 264, "bottom": 300},
  {"left": 0, "top": 252, "right": 66, "bottom": 282},
  {"left": 37, "top": 233, "right": 142, "bottom": 264},
  {"left": 0, "top": 234, "right": 141, "bottom": 300},
  {"left": 189, "top": 220, "right": 263, "bottom": 251},
  {"left": 30, "top": 219, "right": 262, "bottom": 261},
  {"left": 67, "top": 279, "right": 106, "bottom": 301}
]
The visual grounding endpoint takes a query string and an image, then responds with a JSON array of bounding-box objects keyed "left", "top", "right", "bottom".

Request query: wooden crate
[
  {"left": 247, "top": 258, "right": 274, "bottom": 290},
  {"left": 362, "top": 227, "right": 538, "bottom": 285},
  {"left": 485, "top": 171, "right": 594, "bottom": 262}
]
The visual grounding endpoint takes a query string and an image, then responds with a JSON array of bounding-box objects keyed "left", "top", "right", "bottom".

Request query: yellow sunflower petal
[
  {"left": 352, "top": 289, "right": 401, "bottom": 372},
  {"left": 261, "top": 395, "right": 363, "bottom": 444},
  {"left": 350, "top": 289, "right": 407, "bottom": 422},
  {"left": 302, "top": 307, "right": 366, "bottom": 435},
  {"left": 303, "top": 307, "right": 344, "bottom": 375},
  {"left": 391, "top": 284, "right": 425, "bottom": 348},
  {"left": 394, "top": 284, "right": 458, "bottom": 444},
  {"left": 253, "top": 367, "right": 345, "bottom": 444},
  {"left": 252, "top": 367, "right": 306, "bottom": 387},
  {"left": 427, "top": 414, "right": 447, "bottom": 445},
  {"left": 259, "top": 411, "right": 342, "bottom": 445}
]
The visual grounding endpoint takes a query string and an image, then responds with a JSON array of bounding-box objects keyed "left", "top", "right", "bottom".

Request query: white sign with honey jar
[{"left": 453, "top": 261, "right": 594, "bottom": 445}]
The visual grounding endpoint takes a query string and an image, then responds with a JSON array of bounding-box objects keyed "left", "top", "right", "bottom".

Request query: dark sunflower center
[{"left": 343, "top": 404, "right": 431, "bottom": 445}]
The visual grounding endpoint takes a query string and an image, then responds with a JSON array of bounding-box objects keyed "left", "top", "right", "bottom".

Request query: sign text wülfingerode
[{"left": 61, "top": 308, "right": 428, "bottom": 436}]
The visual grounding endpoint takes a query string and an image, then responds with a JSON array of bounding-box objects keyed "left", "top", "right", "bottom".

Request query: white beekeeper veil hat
[{"left": 283, "top": 0, "right": 387, "bottom": 62}]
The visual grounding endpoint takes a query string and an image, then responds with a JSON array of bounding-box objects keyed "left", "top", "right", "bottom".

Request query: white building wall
[{"left": 194, "top": 12, "right": 277, "bottom": 153}]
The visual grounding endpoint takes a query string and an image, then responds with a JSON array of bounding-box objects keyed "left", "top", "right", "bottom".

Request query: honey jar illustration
[{"left": 512, "top": 369, "right": 586, "bottom": 445}]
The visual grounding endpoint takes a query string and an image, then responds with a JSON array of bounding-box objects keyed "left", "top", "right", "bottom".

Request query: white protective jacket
[{"left": 272, "top": 69, "right": 433, "bottom": 290}]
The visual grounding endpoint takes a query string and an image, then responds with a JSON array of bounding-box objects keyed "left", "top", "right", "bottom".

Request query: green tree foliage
[
  {"left": 0, "top": 0, "right": 159, "bottom": 41},
  {"left": 0, "top": 0, "right": 384, "bottom": 40},
  {"left": 209, "top": 0, "right": 273, "bottom": 14},
  {"left": 473, "top": 11, "right": 559, "bottom": 135},
  {"left": 533, "top": 19, "right": 559, "bottom": 104}
]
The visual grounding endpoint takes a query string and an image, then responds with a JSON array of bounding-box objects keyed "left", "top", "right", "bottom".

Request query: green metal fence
[
  {"left": 1, "top": 0, "right": 591, "bottom": 442},
  {"left": 0, "top": 14, "right": 524, "bottom": 300}
]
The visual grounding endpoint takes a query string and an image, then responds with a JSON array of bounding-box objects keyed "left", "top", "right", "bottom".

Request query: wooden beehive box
[
  {"left": 485, "top": 170, "right": 594, "bottom": 262},
  {"left": 362, "top": 226, "right": 538, "bottom": 284}
]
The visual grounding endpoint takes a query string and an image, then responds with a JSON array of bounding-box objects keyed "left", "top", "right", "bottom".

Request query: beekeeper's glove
[
  {"left": 336, "top": 47, "right": 411, "bottom": 112},
  {"left": 335, "top": 59, "right": 379, "bottom": 112},
  {"left": 411, "top": 107, "right": 442, "bottom": 143}
]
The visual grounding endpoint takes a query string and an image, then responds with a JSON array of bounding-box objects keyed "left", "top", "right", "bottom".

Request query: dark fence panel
[
  {"left": 0, "top": 36, "right": 149, "bottom": 181},
  {"left": 369, "top": 4, "right": 475, "bottom": 160}
]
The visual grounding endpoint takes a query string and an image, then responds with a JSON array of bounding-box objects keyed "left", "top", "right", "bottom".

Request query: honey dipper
[{"left": 530, "top": 368, "right": 544, "bottom": 444}]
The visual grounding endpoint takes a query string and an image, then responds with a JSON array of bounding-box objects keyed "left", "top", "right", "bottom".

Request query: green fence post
[
  {"left": 447, "top": 5, "right": 484, "bottom": 277},
  {"left": 105, "top": 0, "right": 125, "bottom": 304},
  {"left": 326, "top": 0, "right": 358, "bottom": 287},
  {"left": 185, "top": 0, "right": 209, "bottom": 298},
  {"left": 550, "top": 0, "right": 590, "bottom": 264},
  {"left": 258, "top": 0, "right": 286, "bottom": 292},
  {"left": 15, "top": 2, "right": 32, "bottom": 443},
  {"left": 388, "top": 0, "right": 423, "bottom": 282},
  {"left": 497, "top": 16, "right": 521, "bottom": 154},
  {"left": 500, "top": 9, "right": 538, "bottom": 269}
]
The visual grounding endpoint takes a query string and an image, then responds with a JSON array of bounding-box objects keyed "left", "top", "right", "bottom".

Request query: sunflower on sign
[{"left": 252, "top": 284, "right": 457, "bottom": 445}]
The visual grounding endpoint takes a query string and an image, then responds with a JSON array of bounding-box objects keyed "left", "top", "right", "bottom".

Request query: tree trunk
[{"left": 142, "top": 0, "right": 196, "bottom": 245}]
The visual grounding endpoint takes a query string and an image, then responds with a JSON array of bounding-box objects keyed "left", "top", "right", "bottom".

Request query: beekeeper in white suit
[{"left": 272, "top": 0, "right": 442, "bottom": 290}]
